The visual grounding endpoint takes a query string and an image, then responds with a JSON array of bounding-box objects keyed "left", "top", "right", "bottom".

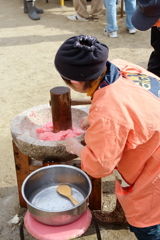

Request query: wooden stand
[{"left": 12, "top": 141, "right": 102, "bottom": 210}]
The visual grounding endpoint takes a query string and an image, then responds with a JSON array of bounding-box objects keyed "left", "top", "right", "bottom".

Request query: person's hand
[
  {"left": 66, "top": 138, "right": 80, "bottom": 154},
  {"left": 79, "top": 116, "right": 90, "bottom": 130},
  {"left": 66, "top": 137, "right": 84, "bottom": 157}
]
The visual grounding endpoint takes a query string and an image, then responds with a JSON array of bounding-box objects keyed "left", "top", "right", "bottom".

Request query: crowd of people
[
  {"left": 23, "top": 0, "right": 137, "bottom": 38},
  {"left": 67, "top": 0, "right": 137, "bottom": 37},
  {"left": 66, "top": 0, "right": 137, "bottom": 37}
]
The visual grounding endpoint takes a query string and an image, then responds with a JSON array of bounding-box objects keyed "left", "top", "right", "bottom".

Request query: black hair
[{"left": 62, "top": 67, "right": 107, "bottom": 91}]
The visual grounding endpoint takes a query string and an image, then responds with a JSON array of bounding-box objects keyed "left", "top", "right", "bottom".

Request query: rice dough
[{"left": 36, "top": 121, "right": 84, "bottom": 141}]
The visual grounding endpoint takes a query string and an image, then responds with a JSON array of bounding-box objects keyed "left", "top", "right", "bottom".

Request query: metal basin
[{"left": 22, "top": 165, "right": 92, "bottom": 226}]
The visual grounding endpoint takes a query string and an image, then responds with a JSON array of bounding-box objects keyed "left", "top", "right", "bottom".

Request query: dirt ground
[{"left": 0, "top": 0, "right": 152, "bottom": 239}]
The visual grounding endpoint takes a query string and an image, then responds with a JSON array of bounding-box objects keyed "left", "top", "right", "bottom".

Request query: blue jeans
[
  {"left": 103, "top": 0, "right": 136, "bottom": 32},
  {"left": 129, "top": 224, "right": 160, "bottom": 240}
]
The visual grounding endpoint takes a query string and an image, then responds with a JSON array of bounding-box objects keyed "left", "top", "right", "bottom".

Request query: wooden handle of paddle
[{"left": 68, "top": 195, "right": 79, "bottom": 206}]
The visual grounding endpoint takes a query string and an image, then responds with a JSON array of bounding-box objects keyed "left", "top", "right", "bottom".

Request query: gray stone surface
[{"left": 11, "top": 104, "right": 88, "bottom": 161}]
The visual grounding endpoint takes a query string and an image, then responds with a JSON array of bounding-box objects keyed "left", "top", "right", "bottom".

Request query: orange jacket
[{"left": 81, "top": 59, "right": 160, "bottom": 227}]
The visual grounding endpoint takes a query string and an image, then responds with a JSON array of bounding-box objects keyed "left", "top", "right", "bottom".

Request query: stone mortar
[{"left": 11, "top": 104, "right": 88, "bottom": 162}]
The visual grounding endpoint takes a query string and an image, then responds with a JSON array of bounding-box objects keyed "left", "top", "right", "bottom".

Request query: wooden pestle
[
  {"left": 50, "top": 86, "right": 91, "bottom": 133},
  {"left": 50, "top": 86, "right": 72, "bottom": 133}
]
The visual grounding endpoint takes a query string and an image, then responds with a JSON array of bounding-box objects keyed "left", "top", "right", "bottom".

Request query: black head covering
[{"left": 54, "top": 35, "right": 109, "bottom": 81}]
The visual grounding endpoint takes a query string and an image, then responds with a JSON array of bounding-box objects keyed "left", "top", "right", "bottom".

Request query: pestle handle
[
  {"left": 71, "top": 99, "right": 91, "bottom": 106},
  {"left": 49, "top": 99, "right": 91, "bottom": 106}
]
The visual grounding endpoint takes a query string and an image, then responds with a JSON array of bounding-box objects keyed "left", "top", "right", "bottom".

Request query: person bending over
[{"left": 54, "top": 35, "right": 160, "bottom": 240}]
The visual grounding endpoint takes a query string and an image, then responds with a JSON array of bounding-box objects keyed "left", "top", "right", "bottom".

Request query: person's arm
[{"left": 80, "top": 114, "right": 130, "bottom": 178}]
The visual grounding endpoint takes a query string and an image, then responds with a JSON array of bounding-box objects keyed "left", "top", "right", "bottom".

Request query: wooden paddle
[{"left": 56, "top": 185, "right": 79, "bottom": 206}]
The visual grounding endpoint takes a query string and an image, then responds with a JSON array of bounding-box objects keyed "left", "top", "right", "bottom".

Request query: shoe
[
  {"left": 104, "top": 29, "right": 118, "bottom": 38},
  {"left": 34, "top": 7, "right": 44, "bottom": 14},
  {"left": 128, "top": 28, "right": 136, "bottom": 34},
  {"left": 67, "top": 13, "right": 89, "bottom": 21},
  {"left": 24, "top": 6, "right": 44, "bottom": 14},
  {"left": 93, "top": 18, "right": 99, "bottom": 22},
  {"left": 23, "top": 0, "right": 43, "bottom": 14},
  {"left": 93, "top": 17, "right": 99, "bottom": 22}
]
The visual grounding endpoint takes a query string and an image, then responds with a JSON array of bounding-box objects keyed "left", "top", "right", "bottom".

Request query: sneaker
[
  {"left": 104, "top": 29, "right": 118, "bottom": 38},
  {"left": 67, "top": 13, "right": 89, "bottom": 21},
  {"left": 128, "top": 28, "right": 136, "bottom": 34},
  {"left": 93, "top": 17, "right": 100, "bottom": 22}
]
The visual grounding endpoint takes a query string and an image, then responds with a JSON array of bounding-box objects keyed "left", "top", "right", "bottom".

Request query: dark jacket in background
[{"left": 148, "top": 27, "right": 160, "bottom": 77}]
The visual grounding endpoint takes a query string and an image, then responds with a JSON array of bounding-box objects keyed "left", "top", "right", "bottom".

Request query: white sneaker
[
  {"left": 128, "top": 28, "right": 136, "bottom": 34},
  {"left": 67, "top": 13, "right": 89, "bottom": 22},
  {"left": 104, "top": 29, "right": 118, "bottom": 38}
]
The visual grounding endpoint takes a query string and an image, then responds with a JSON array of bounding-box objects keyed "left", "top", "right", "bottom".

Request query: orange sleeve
[{"left": 81, "top": 112, "right": 130, "bottom": 178}]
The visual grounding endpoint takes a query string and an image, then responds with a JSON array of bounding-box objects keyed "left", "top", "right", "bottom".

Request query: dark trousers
[
  {"left": 147, "top": 27, "right": 160, "bottom": 78},
  {"left": 129, "top": 224, "right": 160, "bottom": 240}
]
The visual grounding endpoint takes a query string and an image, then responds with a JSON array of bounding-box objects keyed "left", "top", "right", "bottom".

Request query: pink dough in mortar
[{"left": 36, "top": 121, "right": 84, "bottom": 141}]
